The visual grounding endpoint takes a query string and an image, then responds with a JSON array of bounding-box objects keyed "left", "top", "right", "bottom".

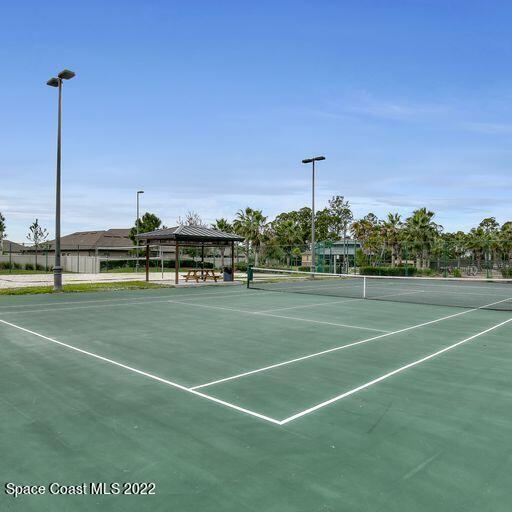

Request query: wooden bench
[{"left": 184, "top": 268, "right": 222, "bottom": 283}]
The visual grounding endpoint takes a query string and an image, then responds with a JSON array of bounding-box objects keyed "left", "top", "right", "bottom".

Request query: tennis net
[{"left": 248, "top": 267, "right": 512, "bottom": 311}]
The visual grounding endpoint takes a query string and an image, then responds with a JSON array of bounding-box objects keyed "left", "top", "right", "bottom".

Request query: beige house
[{"left": 29, "top": 229, "right": 133, "bottom": 256}]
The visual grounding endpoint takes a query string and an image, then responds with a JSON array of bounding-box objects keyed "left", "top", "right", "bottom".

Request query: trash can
[{"left": 223, "top": 267, "right": 233, "bottom": 282}]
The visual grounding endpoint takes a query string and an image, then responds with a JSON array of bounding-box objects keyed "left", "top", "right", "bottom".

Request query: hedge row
[
  {"left": 0, "top": 262, "right": 48, "bottom": 271},
  {"left": 360, "top": 266, "right": 418, "bottom": 277}
]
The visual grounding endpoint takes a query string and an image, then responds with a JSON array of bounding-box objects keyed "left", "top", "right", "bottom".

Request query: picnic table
[{"left": 184, "top": 268, "right": 222, "bottom": 283}]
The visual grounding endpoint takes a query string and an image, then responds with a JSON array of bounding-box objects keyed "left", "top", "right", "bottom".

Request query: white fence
[{"left": 0, "top": 254, "right": 99, "bottom": 273}]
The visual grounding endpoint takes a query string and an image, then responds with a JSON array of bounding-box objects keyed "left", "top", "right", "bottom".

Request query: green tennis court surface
[{"left": 1, "top": 283, "right": 512, "bottom": 511}]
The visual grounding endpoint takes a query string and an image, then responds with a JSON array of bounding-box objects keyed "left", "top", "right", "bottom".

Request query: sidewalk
[{"left": 0, "top": 272, "right": 246, "bottom": 289}]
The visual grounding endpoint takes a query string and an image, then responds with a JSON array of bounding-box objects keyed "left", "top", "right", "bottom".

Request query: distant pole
[
  {"left": 47, "top": 69, "right": 75, "bottom": 291},
  {"left": 302, "top": 156, "right": 325, "bottom": 273},
  {"left": 136, "top": 190, "right": 144, "bottom": 271}
]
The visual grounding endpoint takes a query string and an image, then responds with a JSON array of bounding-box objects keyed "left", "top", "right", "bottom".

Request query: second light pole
[
  {"left": 136, "top": 190, "right": 144, "bottom": 272},
  {"left": 302, "top": 156, "right": 325, "bottom": 273}
]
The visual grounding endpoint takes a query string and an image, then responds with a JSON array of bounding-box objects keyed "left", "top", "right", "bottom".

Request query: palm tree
[
  {"left": 500, "top": 222, "right": 512, "bottom": 268},
  {"left": 380, "top": 213, "right": 403, "bottom": 266},
  {"left": 274, "top": 218, "right": 302, "bottom": 267},
  {"left": 233, "top": 207, "right": 267, "bottom": 266},
  {"left": 403, "top": 208, "right": 441, "bottom": 269}
]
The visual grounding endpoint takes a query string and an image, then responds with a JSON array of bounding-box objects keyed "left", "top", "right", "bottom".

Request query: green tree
[
  {"left": 233, "top": 207, "right": 267, "bottom": 266},
  {"left": 351, "top": 213, "right": 381, "bottom": 265},
  {"left": 212, "top": 218, "right": 233, "bottom": 233},
  {"left": 273, "top": 207, "right": 312, "bottom": 245},
  {"left": 0, "top": 212, "right": 5, "bottom": 254},
  {"left": 500, "top": 221, "right": 512, "bottom": 268},
  {"left": 327, "top": 195, "right": 353, "bottom": 240},
  {"left": 380, "top": 213, "right": 403, "bottom": 266},
  {"left": 273, "top": 218, "right": 302, "bottom": 266},
  {"left": 315, "top": 208, "right": 335, "bottom": 242},
  {"left": 478, "top": 217, "right": 500, "bottom": 265},
  {"left": 129, "top": 212, "right": 162, "bottom": 244},
  {"left": 403, "top": 208, "right": 442, "bottom": 269},
  {"left": 27, "top": 218, "right": 49, "bottom": 268}
]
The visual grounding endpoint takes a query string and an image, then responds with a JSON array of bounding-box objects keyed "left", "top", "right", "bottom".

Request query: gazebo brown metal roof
[
  {"left": 136, "top": 226, "right": 244, "bottom": 284},
  {"left": 137, "top": 225, "right": 244, "bottom": 245}
]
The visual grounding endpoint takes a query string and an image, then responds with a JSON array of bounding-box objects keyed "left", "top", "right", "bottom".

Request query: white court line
[
  {"left": 258, "top": 313, "right": 388, "bottom": 333},
  {"left": 257, "top": 297, "right": 360, "bottom": 313},
  {"left": 280, "top": 315, "right": 512, "bottom": 424},
  {"left": 0, "top": 318, "right": 281, "bottom": 426},
  {"left": 167, "top": 300, "right": 385, "bottom": 333},
  {"left": 255, "top": 287, "right": 427, "bottom": 314},
  {"left": 371, "top": 289, "right": 426, "bottom": 300},
  {"left": 0, "top": 288, "right": 271, "bottom": 315},
  {"left": 0, "top": 287, "right": 253, "bottom": 311},
  {"left": 190, "top": 297, "right": 512, "bottom": 390}
]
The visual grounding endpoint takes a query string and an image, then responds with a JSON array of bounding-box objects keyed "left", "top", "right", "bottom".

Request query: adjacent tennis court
[{"left": 1, "top": 276, "right": 512, "bottom": 511}]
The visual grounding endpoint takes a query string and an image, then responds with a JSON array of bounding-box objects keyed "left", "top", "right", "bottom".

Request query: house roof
[
  {"left": 137, "top": 225, "right": 244, "bottom": 243},
  {"left": 45, "top": 229, "right": 132, "bottom": 250},
  {"left": 1, "top": 240, "right": 27, "bottom": 253}
]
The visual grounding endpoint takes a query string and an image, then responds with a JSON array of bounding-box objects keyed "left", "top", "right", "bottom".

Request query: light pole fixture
[
  {"left": 47, "top": 69, "right": 75, "bottom": 292},
  {"left": 136, "top": 190, "right": 144, "bottom": 271},
  {"left": 301, "top": 156, "right": 325, "bottom": 273}
]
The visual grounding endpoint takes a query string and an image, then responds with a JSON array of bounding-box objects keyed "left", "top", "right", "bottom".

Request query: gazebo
[{"left": 136, "top": 226, "right": 244, "bottom": 284}]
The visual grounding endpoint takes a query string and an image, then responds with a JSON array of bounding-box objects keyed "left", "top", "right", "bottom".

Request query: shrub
[
  {"left": 298, "top": 266, "right": 311, "bottom": 272},
  {"left": 416, "top": 268, "right": 437, "bottom": 277},
  {"left": 360, "top": 266, "right": 417, "bottom": 277},
  {"left": 502, "top": 267, "right": 512, "bottom": 278},
  {"left": 0, "top": 261, "right": 24, "bottom": 270},
  {"left": 24, "top": 263, "right": 35, "bottom": 270},
  {"left": 35, "top": 264, "right": 45, "bottom": 271},
  {"left": 452, "top": 268, "right": 462, "bottom": 278},
  {"left": 235, "top": 261, "right": 248, "bottom": 272}
]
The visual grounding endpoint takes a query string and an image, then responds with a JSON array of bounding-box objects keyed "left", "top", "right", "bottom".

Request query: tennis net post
[{"left": 247, "top": 265, "right": 253, "bottom": 288}]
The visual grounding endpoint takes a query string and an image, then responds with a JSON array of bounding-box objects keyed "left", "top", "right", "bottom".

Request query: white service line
[
  {"left": 167, "top": 300, "right": 384, "bottom": 333},
  {"left": 259, "top": 313, "right": 388, "bottom": 333},
  {"left": 0, "top": 288, "right": 267, "bottom": 315},
  {"left": 190, "top": 296, "right": 512, "bottom": 390},
  {"left": 0, "top": 318, "right": 281, "bottom": 426},
  {"left": 257, "top": 297, "right": 360, "bottom": 313},
  {"left": 280, "top": 315, "right": 512, "bottom": 424},
  {"left": 370, "top": 289, "right": 426, "bottom": 300}
]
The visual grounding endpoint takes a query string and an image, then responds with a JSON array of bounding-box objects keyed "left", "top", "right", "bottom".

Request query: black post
[{"left": 54, "top": 79, "right": 63, "bottom": 291}]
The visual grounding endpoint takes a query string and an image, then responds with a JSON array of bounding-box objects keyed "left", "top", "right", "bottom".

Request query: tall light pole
[
  {"left": 136, "top": 190, "right": 144, "bottom": 271},
  {"left": 47, "top": 69, "right": 75, "bottom": 292},
  {"left": 302, "top": 156, "right": 325, "bottom": 273}
]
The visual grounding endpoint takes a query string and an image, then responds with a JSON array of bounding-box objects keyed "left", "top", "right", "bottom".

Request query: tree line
[
  {"left": 213, "top": 200, "right": 512, "bottom": 271},
  {"left": 131, "top": 197, "right": 511, "bottom": 272}
]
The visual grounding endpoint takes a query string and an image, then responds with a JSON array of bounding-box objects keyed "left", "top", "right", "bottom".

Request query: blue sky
[{"left": 1, "top": 0, "right": 512, "bottom": 242}]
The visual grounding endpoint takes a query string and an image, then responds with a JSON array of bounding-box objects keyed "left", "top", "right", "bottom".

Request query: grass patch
[{"left": 0, "top": 281, "right": 167, "bottom": 296}]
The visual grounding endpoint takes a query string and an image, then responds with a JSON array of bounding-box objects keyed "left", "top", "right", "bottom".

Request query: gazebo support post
[
  {"left": 231, "top": 241, "right": 235, "bottom": 280},
  {"left": 201, "top": 243, "right": 205, "bottom": 269},
  {"left": 145, "top": 243, "right": 149, "bottom": 282},
  {"left": 175, "top": 241, "right": 180, "bottom": 285}
]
